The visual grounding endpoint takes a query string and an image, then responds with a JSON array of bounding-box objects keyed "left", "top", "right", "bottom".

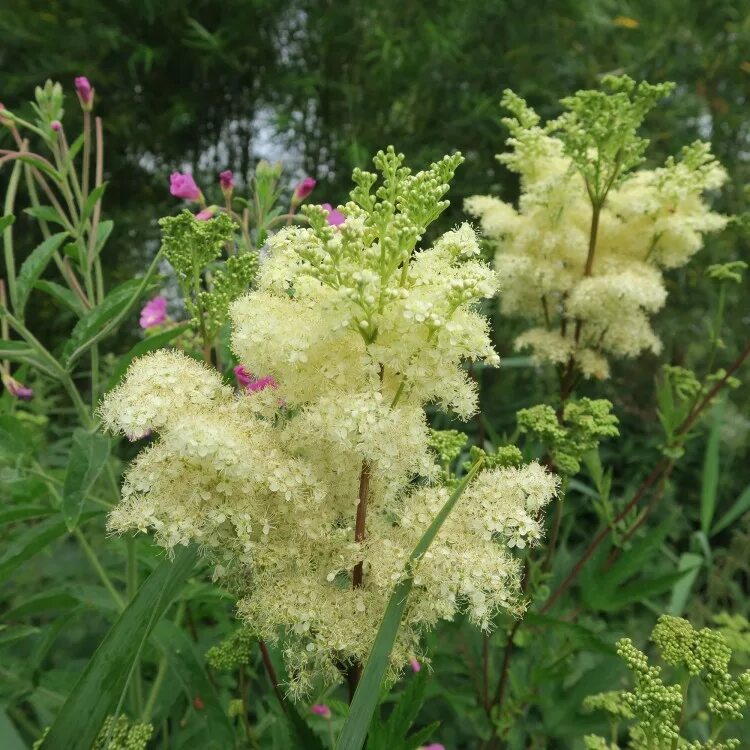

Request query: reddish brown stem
[
  {"left": 541, "top": 338, "right": 750, "bottom": 613},
  {"left": 352, "top": 461, "right": 371, "bottom": 589},
  {"left": 259, "top": 639, "right": 287, "bottom": 714}
]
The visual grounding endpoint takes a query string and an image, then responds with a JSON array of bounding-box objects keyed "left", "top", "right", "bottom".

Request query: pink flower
[
  {"left": 195, "top": 208, "right": 214, "bottom": 221},
  {"left": 51, "top": 120, "right": 62, "bottom": 132},
  {"left": 3, "top": 375, "right": 33, "bottom": 401},
  {"left": 219, "top": 170, "right": 235, "bottom": 195},
  {"left": 310, "top": 704, "right": 331, "bottom": 719},
  {"left": 321, "top": 203, "right": 346, "bottom": 226},
  {"left": 419, "top": 745, "right": 445, "bottom": 750},
  {"left": 169, "top": 172, "right": 202, "bottom": 202},
  {"left": 410, "top": 658, "right": 421, "bottom": 673},
  {"left": 234, "top": 365, "right": 278, "bottom": 393},
  {"left": 292, "top": 177, "right": 316, "bottom": 204},
  {"left": 74, "top": 76, "right": 93, "bottom": 109},
  {"left": 139, "top": 296, "right": 167, "bottom": 329}
]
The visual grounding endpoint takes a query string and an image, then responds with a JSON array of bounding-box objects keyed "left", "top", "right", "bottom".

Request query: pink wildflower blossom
[
  {"left": 3, "top": 375, "right": 33, "bottom": 401},
  {"left": 51, "top": 120, "right": 62, "bottom": 132},
  {"left": 410, "top": 658, "right": 421, "bottom": 673},
  {"left": 292, "top": 176, "right": 316, "bottom": 204},
  {"left": 310, "top": 704, "right": 331, "bottom": 719},
  {"left": 321, "top": 203, "right": 346, "bottom": 226},
  {"left": 234, "top": 365, "right": 277, "bottom": 393},
  {"left": 169, "top": 172, "right": 202, "bottom": 201},
  {"left": 139, "top": 296, "right": 167, "bottom": 329},
  {"left": 219, "top": 170, "right": 234, "bottom": 194},
  {"left": 74, "top": 76, "right": 93, "bottom": 109},
  {"left": 195, "top": 208, "right": 214, "bottom": 221}
]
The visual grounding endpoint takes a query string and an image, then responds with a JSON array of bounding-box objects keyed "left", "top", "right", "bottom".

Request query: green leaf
[
  {"left": 0, "top": 505, "right": 52, "bottom": 526},
  {"left": 0, "top": 705, "right": 26, "bottom": 750},
  {"left": 104, "top": 324, "right": 190, "bottom": 393},
  {"left": 336, "top": 460, "right": 483, "bottom": 750},
  {"left": 667, "top": 552, "right": 704, "bottom": 616},
  {"left": 62, "top": 429, "right": 111, "bottom": 530},
  {"left": 15, "top": 231, "right": 68, "bottom": 316},
  {"left": 0, "top": 513, "right": 99, "bottom": 579},
  {"left": 81, "top": 183, "right": 107, "bottom": 225},
  {"left": 1, "top": 588, "right": 79, "bottom": 621},
  {"left": 95, "top": 220, "right": 114, "bottom": 257},
  {"left": 0, "top": 624, "right": 40, "bottom": 646},
  {"left": 711, "top": 483, "right": 750, "bottom": 537},
  {"left": 62, "top": 278, "right": 146, "bottom": 367},
  {"left": 24, "top": 205, "right": 67, "bottom": 227},
  {"left": 42, "top": 545, "right": 199, "bottom": 750},
  {"left": 152, "top": 620, "right": 237, "bottom": 747},
  {"left": 34, "top": 279, "right": 86, "bottom": 315},
  {"left": 0, "top": 215, "right": 15, "bottom": 233}
]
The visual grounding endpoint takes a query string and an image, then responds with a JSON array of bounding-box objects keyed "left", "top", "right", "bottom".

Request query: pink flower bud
[
  {"left": 169, "top": 172, "right": 203, "bottom": 202},
  {"left": 195, "top": 208, "right": 215, "bottom": 221},
  {"left": 51, "top": 120, "right": 62, "bottom": 132},
  {"left": 74, "top": 76, "right": 94, "bottom": 110},
  {"left": 419, "top": 745, "right": 445, "bottom": 750},
  {"left": 234, "top": 365, "right": 278, "bottom": 393},
  {"left": 219, "top": 170, "right": 235, "bottom": 195},
  {"left": 3, "top": 374, "right": 33, "bottom": 401},
  {"left": 139, "top": 296, "right": 167, "bottom": 329},
  {"left": 310, "top": 704, "right": 331, "bottom": 719},
  {"left": 321, "top": 203, "right": 346, "bottom": 227},
  {"left": 292, "top": 177, "right": 316, "bottom": 204},
  {"left": 410, "top": 658, "right": 421, "bottom": 673}
]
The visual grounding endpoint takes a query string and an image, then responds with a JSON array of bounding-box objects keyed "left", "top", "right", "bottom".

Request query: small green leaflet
[{"left": 62, "top": 429, "right": 111, "bottom": 530}]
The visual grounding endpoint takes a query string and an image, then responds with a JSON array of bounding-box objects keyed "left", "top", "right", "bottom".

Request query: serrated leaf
[
  {"left": 41, "top": 545, "right": 198, "bottom": 750},
  {"left": 104, "top": 324, "right": 190, "bottom": 393},
  {"left": 15, "top": 231, "right": 68, "bottom": 316},
  {"left": 62, "top": 278, "right": 144, "bottom": 366},
  {"left": 62, "top": 429, "right": 111, "bottom": 530},
  {"left": 24, "top": 205, "right": 67, "bottom": 227}
]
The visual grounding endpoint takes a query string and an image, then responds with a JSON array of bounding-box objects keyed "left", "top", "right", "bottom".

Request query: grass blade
[
  {"left": 335, "top": 459, "right": 483, "bottom": 750},
  {"left": 41, "top": 545, "right": 198, "bottom": 750}
]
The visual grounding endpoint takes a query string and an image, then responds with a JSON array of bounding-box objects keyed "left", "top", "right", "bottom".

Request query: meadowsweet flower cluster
[
  {"left": 583, "top": 616, "right": 750, "bottom": 749},
  {"left": 466, "top": 76, "right": 728, "bottom": 380},
  {"left": 101, "top": 148, "right": 558, "bottom": 696}
]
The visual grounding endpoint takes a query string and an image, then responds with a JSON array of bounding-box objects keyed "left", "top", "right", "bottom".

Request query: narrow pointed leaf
[
  {"left": 42, "top": 545, "right": 199, "bottom": 750},
  {"left": 336, "top": 460, "right": 483, "bottom": 750},
  {"left": 15, "top": 231, "right": 68, "bottom": 316}
]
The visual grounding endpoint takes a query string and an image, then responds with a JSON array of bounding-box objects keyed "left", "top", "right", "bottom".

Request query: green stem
[
  {"left": 3, "top": 155, "right": 23, "bottom": 310},
  {"left": 127, "top": 536, "right": 144, "bottom": 716},
  {"left": 74, "top": 527, "right": 125, "bottom": 610}
]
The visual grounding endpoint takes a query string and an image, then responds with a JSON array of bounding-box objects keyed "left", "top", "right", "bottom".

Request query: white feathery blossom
[
  {"left": 100, "top": 148, "right": 557, "bottom": 697},
  {"left": 466, "top": 79, "right": 728, "bottom": 378}
]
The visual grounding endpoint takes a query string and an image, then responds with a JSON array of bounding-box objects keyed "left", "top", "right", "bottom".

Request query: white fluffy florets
[
  {"left": 101, "top": 150, "right": 558, "bottom": 697},
  {"left": 466, "top": 101, "right": 727, "bottom": 378}
]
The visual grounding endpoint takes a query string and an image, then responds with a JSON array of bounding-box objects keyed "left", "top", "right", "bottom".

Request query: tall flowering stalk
[
  {"left": 101, "top": 147, "right": 558, "bottom": 698},
  {"left": 466, "top": 76, "right": 728, "bottom": 393}
]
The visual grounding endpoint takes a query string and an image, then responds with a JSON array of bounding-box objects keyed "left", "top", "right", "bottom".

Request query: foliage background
[{"left": 1, "top": 1, "right": 750, "bottom": 747}]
